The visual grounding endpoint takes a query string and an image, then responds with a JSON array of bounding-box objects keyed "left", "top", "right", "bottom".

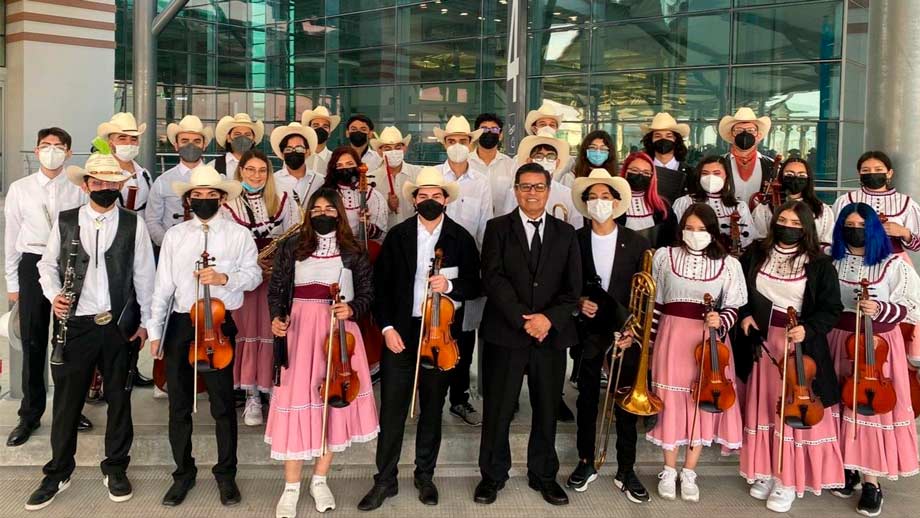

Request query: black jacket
[
  {"left": 479, "top": 211, "right": 582, "bottom": 349},
  {"left": 735, "top": 245, "right": 843, "bottom": 406}
]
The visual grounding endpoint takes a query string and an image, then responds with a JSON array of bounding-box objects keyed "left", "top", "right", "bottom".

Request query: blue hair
[{"left": 831, "top": 202, "right": 892, "bottom": 265}]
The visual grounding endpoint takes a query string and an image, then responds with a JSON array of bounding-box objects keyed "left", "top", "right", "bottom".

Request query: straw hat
[
  {"left": 0, "top": 302, "right": 22, "bottom": 352},
  {"left": 524, "top": 101, "right": 563, "bottom": 135},
  {"left": 269, "top": 123, "right": 318, "bottom": 162},
  {"left": 640, "top": 112, "right": 690, "bottom": 139},
  {"left": 66, "top": 153, "right": 133, "bottom": 186},
  {"left": 514, "top": 127, "right": 571, "bottom": 177},
  {"left": 571, "top": 169, "right": 631, "bottom": 220},
  {"left": 718, "top": 107, "right": 772, "bottom": 144},
  {"left": 166, "top": 115, "right": 214, "bottom": 147},
  {"left": 401, "top": 166, "right": 460, "bottom": 202},
  {"left": 172, "top": 165, "right": 242, "bottom": 201},
  {"left": 301, "top": 106, "right": 341, "bottom": 133},
  {"left": 215, "top": 113, "right": 264, "bottom": 148},
  {"left": 432, "top": 116, "right": 483, "bottom": 145},
  {"left": 97, "top": 112, "right": 147, "bottom": 139},
  {"left": 370, "top": 126, "right": 412, "bottom": 150}
]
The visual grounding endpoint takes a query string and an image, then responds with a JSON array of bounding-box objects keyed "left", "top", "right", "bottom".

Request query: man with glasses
[
  {"left": 717, "top": 107, "right": 774, "bottom": 206},
  {"left": 469, "top": 113, "right": 516, "bottom": 214}
]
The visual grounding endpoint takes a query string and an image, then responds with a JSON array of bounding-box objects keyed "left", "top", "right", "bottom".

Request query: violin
[
  {"left": 320, "top": 283, "right": 360, "bottom": 409},
  {"left": 188, "top": 224, "right": 233, "bottom": 374},
  {"left": 778, "top": 307, "right": 823, "bottom": 429},
  {"left": 691, "top": 293, "right": 736, "bottom": 413},
  {"left": 842, "top": 279, "right": 897, "bottom": 418},
  {"left": 357, "top": 164, "right": 382, "bottom": 263},
  {"left": 729, "top": 211, "right": 743, "bottom": 257},
  {"left": 420, "top": 249, "right": 460, "bottom": 371},
  {"left": 749, "top": 153, "right": 783, "bottom": 211}
]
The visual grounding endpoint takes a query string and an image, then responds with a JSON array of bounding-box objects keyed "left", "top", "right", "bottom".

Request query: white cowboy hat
[
  {"left": 640, "top": 112, "right": 690, "bottom": 139},
  {"left": 166, "top": 115, "right": 214, "bottom": 147},
  {"left": 97, "top": 112, "right": 147, "bottom": 139},
  {"left": 370, "top": 126, "right": 412, "bottom": 150},
  {"left": 270, "top": 123, "right": 318, "bottom": 162},
  {"left": 571, "top": 169, "right": 631, "bottom": 220},
  {"left": 514, "top": 127, "right": 571, "bottom": 178},
  {"left": 0, "top": 302, "right": 22, "bottom": 352},
  {"left": 172, "top": 164, "right": 243, "bottom": 201},
  {"left": 215, "top": 113, "right": 265, "bottom": 148},
  {"left": 401, "top": 166, "right": 460, "bottom": 203},
  {"left": 524, "top": 101, "right": 563, "bottom": 135},
  {"left": 301, "top": 106, "right": 341, "bottom": 133},
  {"left": 432, "top": 115, "right": 483, "bottom": 145},
  {"left": 718, "top": 107, "right": 772, "bottom": 144},
  {"left": 66, "top": 153, "right": 134, "bottom": 186}
]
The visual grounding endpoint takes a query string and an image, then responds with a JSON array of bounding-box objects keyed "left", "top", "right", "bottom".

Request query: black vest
[
  {"left": 58, "top": 207, "right": 141, "bottom": 338},
  {"left": 213, "top": 155, "right": 227, "bottom": 175}
]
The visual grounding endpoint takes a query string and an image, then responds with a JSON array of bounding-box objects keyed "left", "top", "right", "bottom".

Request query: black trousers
[
  {"left": 447, "top": 329, "right": 476, "bottom": 406},
  {"left": 17, "top": 253, "right": 51, "bottom": 423},
  {"left": 43, "top": 317, "right": 133, "bottom": 484},
  {"left": 164, "top": 312, "right": 238, "bottom": 482},
  {"left": 478, "top": 342, "right": 566, "bottom": 484},
  {"left": 374, "top": 319, "right": 450, "bottom": 485}
]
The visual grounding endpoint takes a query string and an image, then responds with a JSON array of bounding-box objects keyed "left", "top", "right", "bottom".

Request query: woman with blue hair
[{"left": 827, "top": 202, "right": 920, "bottom": 517}]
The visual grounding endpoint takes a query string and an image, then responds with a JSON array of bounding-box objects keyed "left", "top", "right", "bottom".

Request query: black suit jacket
[
  {"left": 479, "top": 210, "right": 582, "bottom": 350},
  {"left": 372, "top": 215, "right": 481, "bottom": 342}
]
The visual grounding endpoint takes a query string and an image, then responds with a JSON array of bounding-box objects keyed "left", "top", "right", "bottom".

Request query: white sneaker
[
  {"left": 243, "top": 397, "right": 263, "bottom": 426},
  {"left": 749, "top": 478, "right": 774, "bottom": 500},
  {"left": 680, "top": 468, "right": 700, "bottom": 502},
  {"left": 275, "top": 486, "right": 300, "bottom": 518},
  {"left": 310, "top": 479, "right": 336, "bottom": 513},
  {"left": 657, "top": 467, "right": 677, "bottom": 500},
  {"left": 766, "top": 486, "right": 796, "bottom": 513},
  {"left": 153, "top": 386, "right": 168, "bottom": 399}
]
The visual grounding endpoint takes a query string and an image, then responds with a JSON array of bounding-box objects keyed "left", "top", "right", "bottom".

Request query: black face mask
[
  {"left": 416, "top": 199, "right": 445, "bottom": 221},
  {"left": 332, "top": 167, "right": 359, "bottom": 186},
  {"left": 284, "top": 152, "right": 306, "bottom": 171},
  {"left": 734, "top": 132, "right": 756, "bottom": 151},
  {"left": 90, "top": 189, "right": 120, "bottom": 208},
  {"left": 188, "top": 198, "right": 221, "bottom": 220},
  {"left": 652, "top": 138, "right": 675, "bottom": 155},
  {"left": 843, "top": 227, "right": 866, "bottom": 248},
  {"left": 626, "top": 173, "right": 652, "bottom": 192},
  {"left": 348, "top": 131, "right": 368, "bottom": 147},
  {"left": 311, "top": 215, "right": 337, "bottom": 235},
  {"left": 782, "top": 176, "right": 809, "bottom": 195},
  {"left": 773, "top": 224, "right": 804, "bottom": 245},
  {"left": 478, "top": 131, "right": 500, "bottom": 149},
  {"left": 860, "top": 173, "right": 888, "bottom": 190},
  {"left": 314, "top": 127, "right": 329, "bottom": 145}
]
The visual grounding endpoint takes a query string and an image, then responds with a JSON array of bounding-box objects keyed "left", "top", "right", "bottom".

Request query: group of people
[{"left": 3, "top": 102, "right": 919, "bottom": 518}]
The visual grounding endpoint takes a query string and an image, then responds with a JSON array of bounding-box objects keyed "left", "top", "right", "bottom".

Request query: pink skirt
[
  {"left": 233, "top": 282, "right": 275, "bottom": 393},
  {"left": 646, "top": 312, "right": 743, "bottom": 452},
  {"left": 264, "top": 300, "right": 379, "bottom": 460},
  {"left": 739, "top": 324, "right": 844, "bottom": 496},
  {"left": 828, "top": 322, "right": 920, "bottom": 480}
]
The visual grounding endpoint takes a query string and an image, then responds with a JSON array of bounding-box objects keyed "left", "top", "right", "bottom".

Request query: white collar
[
  {"left": 85, "top": 204, "right": 116, "bottom": 221},
  {"left": 518, "top": 208, "right": 546, "bottom": 226},
  {"left": 417, "top": 215, "right": 445, "bottom": 237},
  {"left": 653, "top": 156, "right": 680, "bottom": 170}
]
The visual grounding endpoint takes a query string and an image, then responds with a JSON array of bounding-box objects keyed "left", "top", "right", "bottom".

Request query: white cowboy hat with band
[
  {"left": 432, "top": 116, "right": 483, "bottom": 145},
  {"left": 301, "top": 106, "right": 341, "bottom": 133},
  {"left": 514, "top": 127, "right": 571, "bottom": 178},
  {"left": 370, "top": 126, "right": 412, "bottom": 151},
  {"left": 97, "top": 112, "right": 147, "bottom": 139},
  {"left": 66, "top": 153, "right": 134, "bottom": 186},
  {"left": 524, "top": 101, "right": 563, "bottom": 135},
  {"left": 166, "top": 115, "right": 214, "bottom": 147},
  {"left": 270, "top": 122, "right": 318, "bottom": 162},
  {"left": 172, "top": 165, "right": 242, "bottom": 201},
  {"left": 571, "top": 168, "right": 632, "bottom": 220},
  {"left": 215, "top": 113, "right": 265, "bottom": 148},
  {"left": 401, "top": 166, "right": 460, "bottom": 202},
  {"left": 640, "top": 112, "right": 690, "bottom": 139},
  {"left": 718, "top": 107, "right": 772, "bottom": 144},
  {"left": 0, "top": 302, "right": 22, "bottom": 352}
]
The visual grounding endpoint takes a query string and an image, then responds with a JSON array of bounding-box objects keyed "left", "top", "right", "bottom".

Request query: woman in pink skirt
[
  {"left": 648, "top": 203, "right": 747, "bottom": 502},
  {"left": 737, "top": 200, "right": 845, "bottom": 513},
  {"left": 827, "top": 202, "right": 920, "bottom": 517},
  {"left": 266, "top": 188, "right": 379, "bottom": 515},
  {"left": 222, "top": 149, "right": 294, "bottom": 426}
]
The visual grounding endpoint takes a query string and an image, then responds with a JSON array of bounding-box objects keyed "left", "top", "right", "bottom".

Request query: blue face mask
[
  {"left": 586, "top": 149, "right": 609, "bottom": 166},
  {"left": 241, "top": 181, "right": 263, "bottom": 194}
]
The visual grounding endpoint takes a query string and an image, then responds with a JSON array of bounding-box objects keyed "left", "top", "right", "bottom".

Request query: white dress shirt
[
  {"left": 274, "top": 167, "right": 323, "bottom": 224},
  {"left": 412, "top": 217, "right": 444, "bottom": 317},
  {"left": 309, "top": 146, "right": 332, "bottom": 177},
  {"left": 147, "top": 215, "right": 261, "bottom": 341},
  {"left": 654, "top": 156, "right": 680, "bottom": 170},
  {"left": 361, "top": 148, "right": 382, "bottom": 173},
  {"left": 145, "top": 161, "right": 199, "bottom": 246},
  {"left": 38, "top": 205, "right": 156, "bottom": 323},
  {"left": 208, "top": 152, "right": 240, "bottom": 177},
  {"left": 469, "top": 150, "right": 516, "bottom": 215},
  {"left": 367, "top": 162, "right": 422, "bottom": 230},
  {"left": 118, "top": 161, "right": 152, "bottom": 220},
  {"left": 4, "top": 170, "right": 87, "bottom": 292},
  {"left": 519, "top": 208, "right": 546, "bottom": 247},
  {"left": 436, "top": 161, "right": 493, "bottom": 248},
  {"left": 591, "top": 227, "right": 619, "bottom": 291},
  {"left": 728, "top": 151, "right": 765, "bottom": 207}
]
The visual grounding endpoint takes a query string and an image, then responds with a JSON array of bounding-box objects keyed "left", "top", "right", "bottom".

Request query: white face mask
[
  {"left": 700, "top": 174, "right": 725, "bottom": 194},
  {"left": 383, "top": 149, "right": 404, "bottom": 167},
  {"left": 586, "top": 198, "right": 614, "bottom": 223},
  {"left": 533, "top": 158, "right": 557, "bottom": 173},
  {"left": 682, "top": 230, "right": 712, "bottom": 251},
  {"left": 114, "top": 144, "right": 140, "bottom": 162},
  {"left": 446, "top": 143, "right": 469, "bottom": 163},
  {"left": 38, "top": 147, "right": 67, "bottom": 171}
]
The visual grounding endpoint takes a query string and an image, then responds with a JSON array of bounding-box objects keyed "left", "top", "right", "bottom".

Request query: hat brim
[
  {"left": 401, "top": 179, "right": 460, "bottom": 205},
  {"left": 370, "top": 134, "right": 412, "bottom": 151},
  {"left": 215, "top": 118, "right": 265, "bottom": 148},
  {"left": 270, "top": 126, "right": 319, "bottom": 162},
  {"left": 524, "top": 111, "right": 562, "bottom": 135},
  {"left": 172, "top": 179, "right": 243, "bottom": 202},
  {"left": 65, "top": 165, "right": 132, "bottom": 187},
  {"left": 514, "top": 134, "right": 571, "bottom": 179},
  {"left": 570, "top": 175, "right": 631, "bottom": 220},
  {"left": 166, "top": 124, "right": 214, "bottom": 148},
  {"left": 1, "top": 302, "right": 22, "bottom": 350},
  {"left": 302, "top": 112, "right": 341, "bottom": 134},
  {"left": 97, "top": 121, "right": 147, "bottom": 139},
  {"left": 718, "top": 115, "right": 771, "bottom": 144},
  {"left": 640, "top": 122, "right": 690, "bottom": 139},
  {"left": 433, "top": 128, "right": 483, "bottom": 145}
]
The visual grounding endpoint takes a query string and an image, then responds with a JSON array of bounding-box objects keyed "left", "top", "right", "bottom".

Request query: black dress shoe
[
  {"left": 24, "top": 479, "right": 70, "bottom": 511},
  {"left": 473, "top": 478, "right": 504, "bottom": 505},
  {"left": 357, "top": 482, "right": 397, "bottom": 511},
  {"left": 162, "top": 478, "right": 195, "bottom": 507},
  {"left": 414, "top": 478, "right": 438, "bottom": 506},
  {"left": 217, "top": 479, "right": 241, "bottom": 506},
  {"left": 133, "top": 373, "right": 154, "bottom": 388},
  {"left": 6, "top": 419, "right": 39, "bottom": 447},
  {"left": 528, "top": 477, "right": 569, "bottom": 506},
  {"left": 77, "top": 414, "right": 93, "bottom": 432}
]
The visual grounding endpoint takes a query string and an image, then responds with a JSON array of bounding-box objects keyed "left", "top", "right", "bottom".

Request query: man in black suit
[
  {"left": 358, "top": 167, "right": 481, "bottom": 510},
  {"left": 474, "top": 163, "right": 582, "bottom": 506}
]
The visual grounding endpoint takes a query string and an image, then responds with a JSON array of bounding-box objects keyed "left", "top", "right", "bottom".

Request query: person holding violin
[
  {"left": 619, "top": 151, "right": 677, "bottom": 248},
  {"left": 750, "top": 157, "right": 834, "bottom": 245},
  {"left": 321, "top": 146, "right": 388, "bottom": 242},
  {"left": 646, "top": 202, "right": 746, "bottom": 502},
  {"left": 266, "top": 188, "right": 378, "bottom": 516},
  {"left": 147, "top": 166, "right": 261, "bottom": 508},
  {"left": 357, "top": 168, "right": 481, "bottom": 510},
  {"left": 826, "top": 203, "right": 920, "bottom": 516},
  {"left": 735, "top": 200, "right": 844, "bottom": 513}
]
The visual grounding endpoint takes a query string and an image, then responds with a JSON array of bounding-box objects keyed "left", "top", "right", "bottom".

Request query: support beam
[{"left": 504, "top": 0, "right": 528, "bottom": 156}]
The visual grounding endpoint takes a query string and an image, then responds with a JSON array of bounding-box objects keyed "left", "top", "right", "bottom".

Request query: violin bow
[
  {"left": 688, "top": 295, "right": 711, "bottom": 452},
  {"left": 320, "top": 288, "right": 338, "bottom": 457},
  {"left": 777, "top": 315, "right": 793, "bottom": 473},
  {"left": 409, "top": 277, "right": 431, "bottom": 420},
  {"left": 852, "top": 290, "right": 862, "bottom": 442}
]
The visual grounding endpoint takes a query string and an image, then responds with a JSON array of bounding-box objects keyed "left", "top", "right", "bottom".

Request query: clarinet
[{"left": 50, "top": 239, "right": 80, "bottom": 366}]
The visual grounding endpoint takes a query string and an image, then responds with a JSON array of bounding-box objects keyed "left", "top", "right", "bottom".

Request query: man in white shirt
[
  {"left": 98, "top": 112, "right": 153, "bottom": 220},
  {"left": 470, "top": 113, "right": 517, "bottom": 215},
  {"left": 367, "top": 126, "right": 421, "bottom": 230},
  {"left": 270, "top": 122, "right": 322, "bottom": 224},
  {"left": 26, "top": 154, "right": 155, "bottom": 511},
  {"left": 4, "top": 127, "right": 87, "bottom": 448},
  {"left": 524, "top": 101, "right": 574, "bottom": 181},
  {"left": 718, "top": 107, "right": 774, "bottom": 206},
  {"left": 301, "top": 106, "right": 339, "bottom": 176},
  {"left": 345, "top": 114, "right": 382, "bottom": 172},
  {"left": 209, "top": 113, "right": 264, "bottom": 177}
]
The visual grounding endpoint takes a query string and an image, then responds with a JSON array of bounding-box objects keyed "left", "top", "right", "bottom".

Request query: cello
[
  {"left": 691, "top": 293, "right": 736, "bottom": 414},
  {"left": 778, "top": 308, "right": 823, "bottom": 430},
  {"left": 319, "top": 283, "right": 360, "bottom": 455},
  {"left": 419, "top": 249, "right": 460, "bottom": 371},
  {"left": 355, "top": 163, "right": 385, "bottom": 377}
]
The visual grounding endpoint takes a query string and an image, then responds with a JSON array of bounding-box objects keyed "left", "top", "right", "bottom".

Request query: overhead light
[
  {"left": 441, "top": 8, "right": 448, "bottom": 13},
  {"left": 553, "top": 12, "right": 561, "bottom": 16},
  {"left": 495, "top": 18, "right": 502, "bottom": 22},
  {"left": 569, "top": 16, "right": 578, "bottom": 21},
  {"left": 460, "top": 12, "right": 468, "bottom": 16}
]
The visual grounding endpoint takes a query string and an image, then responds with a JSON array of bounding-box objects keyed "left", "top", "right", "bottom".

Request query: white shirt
[
  {"left": 755, "top": 246, "right": 809, "bottom": 313},
  {"left": 654, "top": 156, "right": 680, "bottom": 170},
  {"left": 38, "top": 204, "right": 156, "bottom": 322},
  {"left": 147, "top": 215, "right": 261, "bottom": 341},
  {"left": 145, "top": 161, "right": 206, "bottom": 246},
  {"left": 436, "top": 161, "right": 493, "bottom": 248},
  {"left": 519, "top": 208, "right": 546, "bottom": 248},
  {"left": 309, "top": 146, "right": 332, "bottom": 177},
  {"left": 274, "top": 167, "right": 323, "bottom": 224},
  {"left": 591, "top": 227, "right": 619, "bottom": 291},
  {"left": 208, "top": 152, "right": 240, "bottom": 177},
  {"left": 750, "top": 201, "right": 835, "bottom": 244},
  {"left": 673, "top": 194, "right": 755, "bottom": 248},
  {"left": 4, "top": 170, "right": 87, "bottom": 292},
  {"left": 362, "top": 148, "right": 382, "bottom": 173},
  {"left": 469, "top": 150, "right": 516, "bottom": 215},
  {"left": 117, "top": 161, "right": 152, "bottom": 220},
  {"left": 367, "top": 162, "right": 422, "bottom": 230},
  {"left": 412, "top": 217, "right": 444, "bottom": 317},
  {"left": 728, "top": 151, "right": 765, "bottom": 206}
]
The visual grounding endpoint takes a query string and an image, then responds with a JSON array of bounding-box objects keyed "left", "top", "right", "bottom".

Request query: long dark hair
[
  {"left": 573, "top": 130, "right": 617, "bottom": 179},
  {"left": 294, "top": 188, "right": 362, "bottom": 261},
  {"left": 690, "top": 155, "right": 738, "bottom": 207},
  {"left": 780, "top": 157, "right": 823, "bottom": 218},
  {"left": 753, "top": 200, "right": 823, "bottom": 271},
  {"left": 679, "top": 203, "right": 727, "bottom": 260},
  {"left": 641, "top": 131, "right": 688, "bottom": 162},
  {"left": 322, "top": 145, "right": 364, "bottom": 187}
]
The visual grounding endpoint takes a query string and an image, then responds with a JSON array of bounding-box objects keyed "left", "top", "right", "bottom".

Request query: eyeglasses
[
  {"left": 531, "top": 154, "right": 558, "bottom": 161},
  {"left": 242, "top": 167, "right": 269, "bottom": 176},
  {"left": 626, "top": 168, "right": 653, "bottom": 177},
  {"left": 309, "top": 207, "right": 338, "bottom": 217},
  {"left": 732, "top": 127, "right": 758, "bottom": 136},
  {"left": 479, "top": 126, "right": 501, "bottom": 134},
  {"left": 515, "top": 183, "right": 548, "bottom": 193},
  {"left": 283, "top": 145, "right": 307, "bottom": 154}
]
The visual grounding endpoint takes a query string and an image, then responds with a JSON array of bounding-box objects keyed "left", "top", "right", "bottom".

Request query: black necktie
[{"left": 528, "top": 219, "right": 542, "bottom": 272}]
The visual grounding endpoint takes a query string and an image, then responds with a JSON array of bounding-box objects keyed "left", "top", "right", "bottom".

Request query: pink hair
[{"left": 620, "top": 151, "right": 667, "bottom": 219}]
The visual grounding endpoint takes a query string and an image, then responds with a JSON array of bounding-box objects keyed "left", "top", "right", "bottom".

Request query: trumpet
[
  {"left": 50, "top": 239, "right": 80, "bottom": 366},
  {"left": 552, "top": 203, "right": 569, "bottom": 223}
]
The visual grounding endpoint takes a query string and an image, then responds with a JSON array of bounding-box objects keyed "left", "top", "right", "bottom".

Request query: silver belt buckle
[{"left": 94, "top": 312, "right": 113, "bottom": 325}]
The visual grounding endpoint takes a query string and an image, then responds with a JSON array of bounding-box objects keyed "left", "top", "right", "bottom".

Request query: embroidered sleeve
[
  {"left": 721, "top": 256, "right": 749, "bottom": 311},
  {"left": 884, "top": 257, "right": 920, "bottom": 324},
  {"left": 672, "top": 195, "right": 692, "bottom": 222},
  {"left": 368, "top": 188, "right": 389, "bottom": 233},
  {"left": 750, "top": 203, "right": 771, "bottom": 241},
  {"left": 649, "top": 248, "right": 669, "bottom": 344},
  {"left": 900, "top": 198, "right": 920, "bottom": 251}
]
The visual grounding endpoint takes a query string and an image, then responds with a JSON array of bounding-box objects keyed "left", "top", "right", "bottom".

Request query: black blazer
[
  {"left": 735, "top": 244, "right": 843, "bottom": 406},
  {"left": 479, "top": 210, "right": 582, "bottom": 350},
  {"left": 372, "top": 215, "right": 481, "bottom": 342}
]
